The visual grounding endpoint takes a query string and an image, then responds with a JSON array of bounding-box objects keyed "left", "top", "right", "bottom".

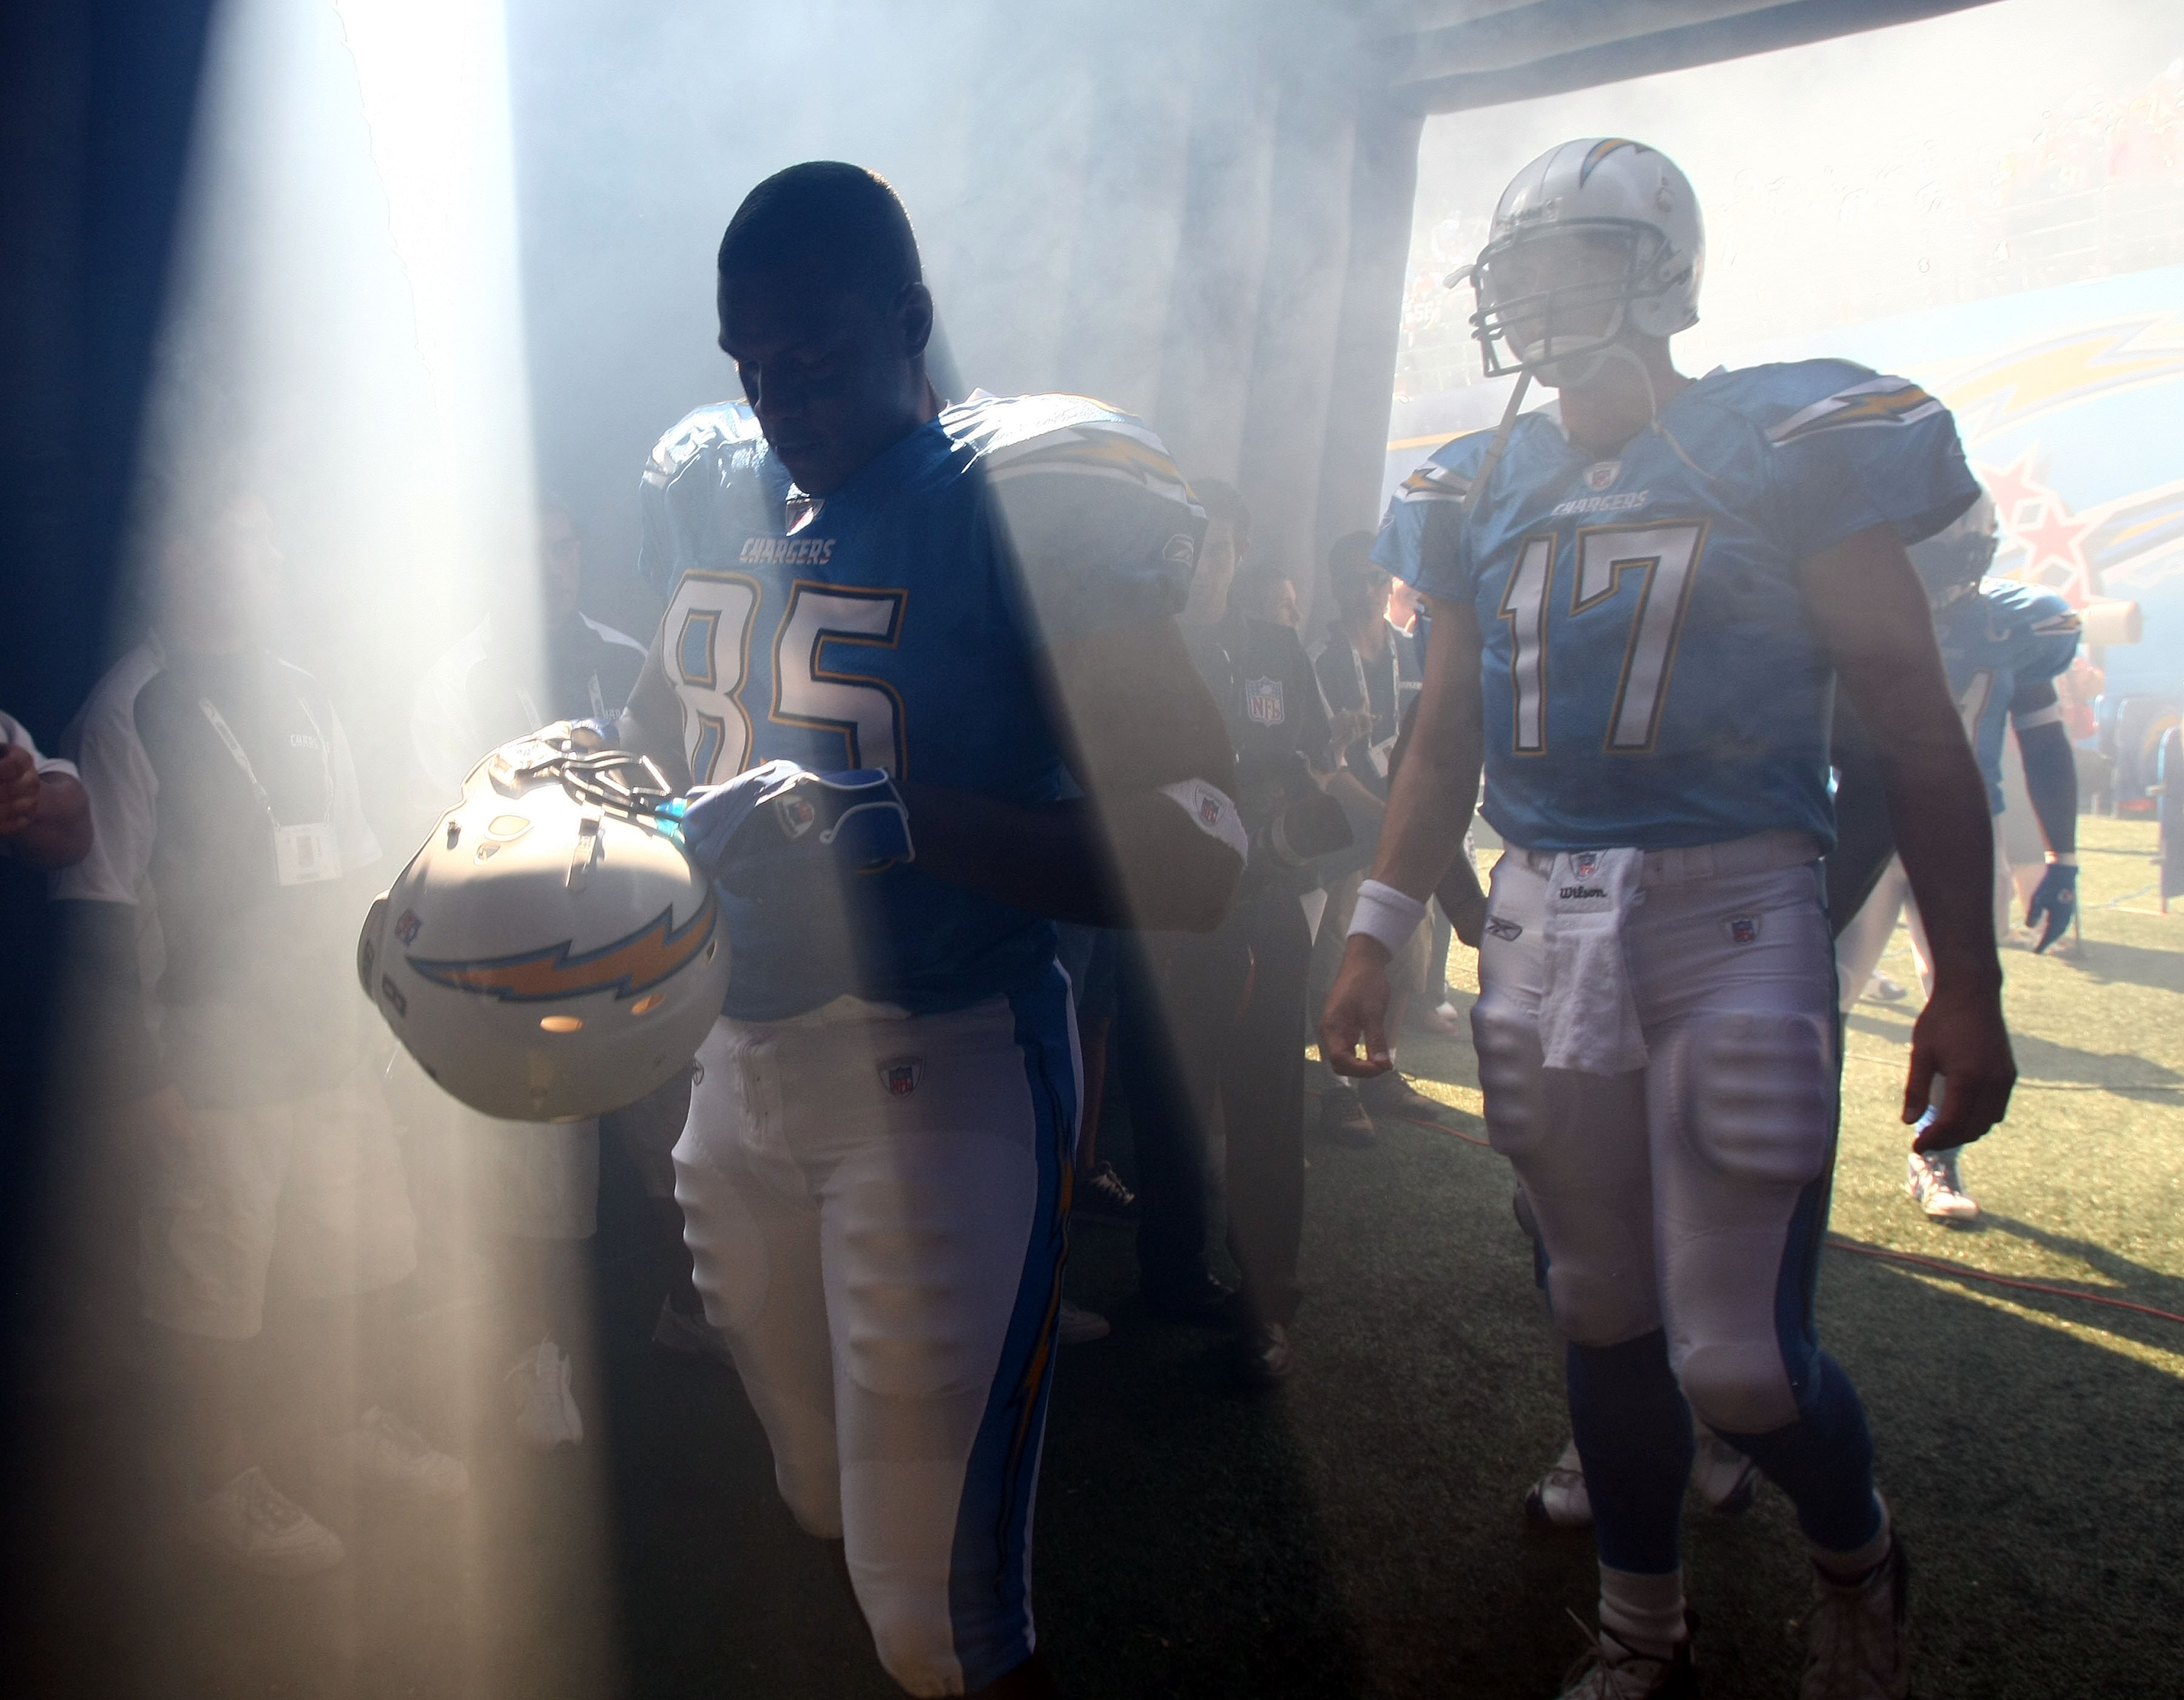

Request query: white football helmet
[
  {"left": 359, "top": 727, "right": 729, "bottom": 1121},
  {"left": 1463, "top": 138, "right": 1704, "bottom": 385},
  {"left": 1908, "top": 489, "right": 1999, "bottom": 609}
]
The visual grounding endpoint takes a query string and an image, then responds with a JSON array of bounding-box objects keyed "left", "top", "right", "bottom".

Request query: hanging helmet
[
  {"left": 1463, "top": 138, "right": 1705, "bottom": 385},
  {"left": 359, "top": 726, "right": 729, "bottom": 1121},
  {"left": 1907, "top": 490, "right": 1999, "bottom": 609}
]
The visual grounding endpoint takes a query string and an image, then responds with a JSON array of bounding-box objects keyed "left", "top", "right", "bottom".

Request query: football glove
[
  {"left": 2024, "top": 861, "right": 2076, "bottom": 953},
  {"left": 676, "top": 760, "right": 913, "bottom": 897}
]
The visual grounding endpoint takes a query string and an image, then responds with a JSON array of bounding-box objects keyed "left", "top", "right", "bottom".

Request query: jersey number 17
[{"left": 1498, "top": 521, "right": 1707, "bottom": 755}]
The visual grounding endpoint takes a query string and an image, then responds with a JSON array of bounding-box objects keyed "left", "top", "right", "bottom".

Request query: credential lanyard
[{"left": 198, "top": 697, "right": 335, "bottom": 825}]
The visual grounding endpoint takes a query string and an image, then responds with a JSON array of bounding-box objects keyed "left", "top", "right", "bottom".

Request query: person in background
[
  {"left": 410, "top": 494, "right": 647, "bottom": 804},
  {"left": 1115, "top": 479, "right": 1333, "bottom": 1384},
  {"left": 1, "top": 713, "right": 93, "bottom": 872},
  {"left": 1309, "top": 536, "right": 1447, "bottom": 1142},
  {"left": 1052, "top": 922, "right": 1131, "bottom": 1345},
  {"left": 405, "top": 493, "right": 707, "bottom": 1445},
  {"left": 58, "top": 482, "right": 463, "bottom": 1577},
  {"left": 1833, "top": 491, "right": 2079, "bottom": 1222},
  {"left": 1230, "top": 565, "right": 1303, "bottom": 633}
]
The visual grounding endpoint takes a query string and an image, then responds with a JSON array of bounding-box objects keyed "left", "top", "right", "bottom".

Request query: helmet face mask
[
  {"left": 1907, "top": 489, "right": 1999, "bottom": 609},
  {"left": 1471, "top": 221, "right": 1657, "bottom": 383},
  {"left": 1461, "top": 139, "right": 1704, "bottom": 388}
]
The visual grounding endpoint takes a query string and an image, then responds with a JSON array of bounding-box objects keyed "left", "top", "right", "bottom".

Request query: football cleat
[
  {"left": 1056, "top": 1300, "right": 1110, "bottom": 1346},
  {"left": 1691, "top": 1428, "right": 1761, "bottom": 1516},
  {"left": 1318, "top": 1083, "right": 1378, "bottom": 1147},
  {"left": 1802, "top": 1538, "right": 1910, "bottom": 1699},
  {"left": 1906, "top": 1149, "right": 1980, "bottom": 1222},
  {"left": 186, "top": 1466, "right": 345, "bottom": 1577},
  {"left": 328, "top": 1406, "right": 469, "bottom": 1502},
  {"left": 1074, "top": 1161, "right": 1139, "bottom": 1226},
  {"left": 1526, "top": 1438, "right": 1592, "bottom": 1530},
  {"left": 509, "top": 1338, "right": 584, "bottom": 1449},
  {"left": 1860, "top": 973, "right": 1908, "bottom": 1004},
  {"left": 360, "top": 727, "right": 730, "bottom": 1122},
  {"left": 1556, "top": 1616, "right": 1696, "bottom": 1699}
]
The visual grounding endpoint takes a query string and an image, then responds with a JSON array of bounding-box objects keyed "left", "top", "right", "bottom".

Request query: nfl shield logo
[
  {"left": 878, "top": 1057, "right": 923, "bottom": 1098},
  {"left": 1571, "top": 851, "right": 1602, "bottom": 879},
  {"left": 777, "top": 795, "right": 818, "bottom": 839},
  {"left": 1727, "top": 915, "right": 1761, "bottom": 945},
  {"left": 1245, "top": 677, "right": 1284, "bottom": 726},
  {"left": 1582, "top": 460, "right": 1622, "bottom": 492},
  {"left": 395, "top": 908, "right": 422, "bottom": 945},
  {"left": 1198, "top": 795, "right": 1224, "bottom": 829}
]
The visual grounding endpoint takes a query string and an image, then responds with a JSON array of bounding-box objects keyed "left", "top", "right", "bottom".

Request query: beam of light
[{"left": 53, "top": 1, "right": 618, "bottom": 1689}]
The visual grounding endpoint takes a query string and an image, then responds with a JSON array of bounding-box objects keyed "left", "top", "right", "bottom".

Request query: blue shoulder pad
[
  {"left": 637, "top": 400, "right": 766, "bottom": 601},
  {"left": 953, "top": 391, "right": 1202, "bottom": 644},
  {"left": 1714, "top": 360, "right": 1978, "bottom": 555},
  {"left": 1373, "top": 424, "right": 1502, "bottom": 596}
]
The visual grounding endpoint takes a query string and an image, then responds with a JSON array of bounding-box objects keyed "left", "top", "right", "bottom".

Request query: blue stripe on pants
[{"left": 946, "top": 962, "right": 1076, "bottom": 1690}]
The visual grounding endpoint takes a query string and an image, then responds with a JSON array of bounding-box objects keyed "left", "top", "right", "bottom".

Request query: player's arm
[
  {"left": 1320, "top": 595, "right": 1483, "bottom": 1075},
  {"left": 618, "top": 630, "right": 695, "bottom": 792},
  {"left": 0, "top": 744, "right": 93, "bottom": 870},
  {"left": 897, "top": 615, "right": 1242, "bottom": 931},
  {"left": 2010, "top": 678, "right": 2078, "bottom": 950},
  {"left": 1799, "top": 523, "right": 2015, "bottom": 1147}
]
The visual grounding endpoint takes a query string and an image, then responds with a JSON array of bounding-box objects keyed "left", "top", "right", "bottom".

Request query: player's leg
[
  {"left": 1219, "top": 885, "right": 1311, "bottom": 1380},
  {"left": 1898, "top": 867, "right": 1988, "bottom": 1223},
  {"left": 673, "top": 1017, "right": 841, "bottom": 1536},
  {"left": 1832, "top": 855, "right": 1909, "bottom": 1012},
  {"left": 812, "top": 968, "right": 1076, "bottom": 1696},
  {"left": 140, "top": 1088, "right": 348, "bottom": 1573},
  {"left": 269, "top": 1065, "right": 465, "bottom": 1497},
  {"left": 1637, "top": 863, "right": 1904, "bottom": 1692},
  {"left": 1472, "top": 852, "right": 1694, "bottom": 1685}
]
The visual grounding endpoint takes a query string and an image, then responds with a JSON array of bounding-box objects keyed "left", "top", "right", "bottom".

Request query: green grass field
[
  {"left": 42, "top": 823, "right": 2176, "bottom": 1698},
  {"left": 1040, "top": 814, "right": 2184, "bottom": 1699}
]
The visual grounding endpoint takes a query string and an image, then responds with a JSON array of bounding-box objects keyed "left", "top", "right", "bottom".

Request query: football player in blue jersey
[
  {"left": 613, "top": 163, "right": 1242, "bottom": 1699},
  {"left": 1321, "top": 139, "right": 2017, "bottom": 1699},
  {"left": 1835, "top": 492, "right": 2081, "bottom": 1221}
]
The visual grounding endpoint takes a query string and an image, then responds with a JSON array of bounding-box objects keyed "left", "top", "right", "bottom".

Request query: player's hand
[
  {"left": 1903, "top": 980, "right": 2015, "bottom": 1150},
  {"left": 679, "top": 760, "right": 913, "bottom": 896},
  {"left": 1319, "top": 934, "right": 1395, "bottom": 1078},
  {"left": 2024, "top": 862, "right": 2077, "bottom": 953},
  {"left": 0, "top": 744, "right": 41, "bottom": 837}
]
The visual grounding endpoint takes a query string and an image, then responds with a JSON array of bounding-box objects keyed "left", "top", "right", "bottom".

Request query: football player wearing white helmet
[
  {"left": 1833, "top": 490, "right": 2082, "bottom": 1222},
  {"left": 1325, "top": 138, "right": 2016, "bottom": 1699},
  {"left": 614, "top": 163, "right": 1242, "bottom": 1699}
]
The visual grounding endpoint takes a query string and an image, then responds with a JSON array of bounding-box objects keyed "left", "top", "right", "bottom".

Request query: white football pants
[
  {"left": 672, "top": 965, "right": 1077, "bottom": 1697},
  {"left": 1474, "top": 837, "right": 1839, "bottom": 1435}
]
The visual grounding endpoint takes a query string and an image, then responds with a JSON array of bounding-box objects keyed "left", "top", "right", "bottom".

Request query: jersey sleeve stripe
[{"left": 1765, "top": 377, "right": 1943, "bottom": 445}]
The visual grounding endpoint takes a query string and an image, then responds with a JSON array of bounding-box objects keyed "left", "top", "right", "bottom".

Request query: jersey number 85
[{"left": 666, "top": 572, "right": 909, "bottom": 783}]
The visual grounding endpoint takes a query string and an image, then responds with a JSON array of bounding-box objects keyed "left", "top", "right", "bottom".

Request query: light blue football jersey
[
  {"left": 639, "top": 393, "right": 1201, "bottom": 1020},
  {"left": 1934, "top": 577, "right": 2081, "bottom": 815},
  {"left": 1375, "top": 360, "right": 1979, "bottom": 851}
]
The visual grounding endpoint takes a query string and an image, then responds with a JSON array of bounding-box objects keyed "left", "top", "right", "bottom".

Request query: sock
[
  {"left": 1599, "top": 1565, "right": 1687, "bottom": 1660},
  {"left": 1812, "top": 1496, "right": 1892, "bottom": 1582},
  {"left": 1712, "top": 1351, "right": 1882, "bottom": 1556},
  {"left": 1568, "top": 1331, "right": 1694, "bottom": 1574}
]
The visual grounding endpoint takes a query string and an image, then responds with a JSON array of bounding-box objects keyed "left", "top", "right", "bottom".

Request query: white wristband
[
  {"left": 1348, "top": 879, "right": 1427, "bottom": 957},
  {"left": 1157, "top": 778, "right": 1249, "bottom": 864}
]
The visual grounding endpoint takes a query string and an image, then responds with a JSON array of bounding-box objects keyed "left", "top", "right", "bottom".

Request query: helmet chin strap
[{"left": 1461, "top": 369, "right": 1533, "bottom": 518}]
